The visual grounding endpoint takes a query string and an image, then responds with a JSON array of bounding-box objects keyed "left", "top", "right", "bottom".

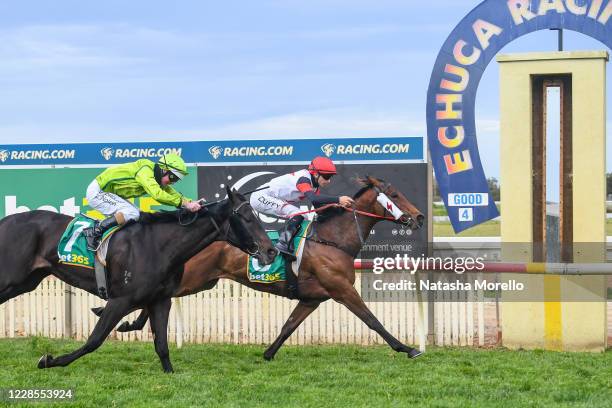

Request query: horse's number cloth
[
  {"left": 247, "top": 220, "right": 311, "bottom": 283},
  {"left": 57, "top": 215, "right": 120, "bottom": 269}
]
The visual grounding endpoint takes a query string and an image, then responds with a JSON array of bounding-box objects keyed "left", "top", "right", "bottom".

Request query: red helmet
[{"left": 308, "top": 156, "right": 337, "bottom": 175}]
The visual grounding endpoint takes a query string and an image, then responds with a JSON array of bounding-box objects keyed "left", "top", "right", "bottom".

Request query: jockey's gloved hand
[
  {"left": 339, "top": 196, "right": 354, "bottom": 208},
  {"left": 183, "top": 201, "right": 202, "bottom": 212}
]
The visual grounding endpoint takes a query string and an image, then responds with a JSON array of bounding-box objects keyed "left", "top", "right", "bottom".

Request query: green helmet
[{"left": 158, "top": 153, "right": 188, "bottom": 180}]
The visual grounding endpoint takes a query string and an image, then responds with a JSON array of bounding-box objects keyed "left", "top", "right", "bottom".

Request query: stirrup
[
  {"left": 275, "top": 243, "right": 296, "bottom": 261},
  {"left": 86, "top": 237, "right": 102, "bottom": 252},
  {"left": 84, "top": 228, "right": 102, "bottom": 251}
]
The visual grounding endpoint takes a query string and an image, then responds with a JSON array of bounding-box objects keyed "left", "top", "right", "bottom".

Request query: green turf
[
  {"left": 0, "top": 338, "right": 610, "bottom": 407},
  {"left": 434, "top": 219, "right": 612, "bottom": 237},
  {"left": 432, "top": 205, "right": 447, "bottom": 216},
  {"left": 434, "top": 221, "right": 501, "bottom": 237}
]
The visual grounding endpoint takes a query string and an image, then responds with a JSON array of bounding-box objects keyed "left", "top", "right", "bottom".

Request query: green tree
[
  {"left": 433, "top": 178, "right": 441, "bottom": 202},
  {"left": 487, "top": 177, "right": 500, "bottom": 201}
]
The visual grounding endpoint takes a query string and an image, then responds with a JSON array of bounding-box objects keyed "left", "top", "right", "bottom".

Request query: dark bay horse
[
  {"left": 102, "top": 176, "right": 425, "bottom": 360},
  {"left": 0, "top": 188, "right": 276, "bottom": 372}
]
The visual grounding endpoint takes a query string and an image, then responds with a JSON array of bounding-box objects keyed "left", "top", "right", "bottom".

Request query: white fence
[{"left": 0, "top": 274, "right": 489, "bottom": 349}]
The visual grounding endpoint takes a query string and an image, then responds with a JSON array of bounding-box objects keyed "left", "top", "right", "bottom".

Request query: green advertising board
[{"left": 0, "top": 167, "right": 198, "bottom": 219}]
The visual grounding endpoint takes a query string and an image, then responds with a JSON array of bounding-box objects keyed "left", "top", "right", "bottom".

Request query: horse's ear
[
  {"left": 355, "top": 175, "right": 369, "bottom": 187},
  {"left": 226, "top": 185, "right": 235, "bottom": 203},
  {"left": 366, "top": 175, "right": 379, "bottom": 186}
]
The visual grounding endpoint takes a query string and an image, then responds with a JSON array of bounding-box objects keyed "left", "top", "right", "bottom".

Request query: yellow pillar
[{"left": 498, "top": 51, "right": 607, "bottom": 352}]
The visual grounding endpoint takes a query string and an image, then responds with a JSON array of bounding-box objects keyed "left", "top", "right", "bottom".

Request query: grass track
[
  {"left": 433, "top": 219, "right": 612, "bottom": 237},
  {"left": 0, "top": 338, "right": 610, "bottom": 407},
  {"left": 434, "top": 221, "right": 500, "bottom": 237}
]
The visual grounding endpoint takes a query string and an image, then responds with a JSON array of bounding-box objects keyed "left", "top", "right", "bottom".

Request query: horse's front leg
[
  {"left": 327, "top": 279, "right": 422, "bottom": 358},
  {"left": 38, "top": 297, "right": 133, "bottom": 368},
  {"left": 264, "top": 300, "right": 320, "bottom": 361}
]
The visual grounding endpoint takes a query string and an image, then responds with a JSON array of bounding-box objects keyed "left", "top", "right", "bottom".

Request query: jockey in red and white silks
[{"left": 250, "top": 157, "right": 354, "bottom": 258}]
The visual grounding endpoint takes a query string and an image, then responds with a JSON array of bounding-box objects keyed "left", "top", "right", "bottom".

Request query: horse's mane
[
  {"left": 138, "top": 210, "right": 183, "bottom": 224},
  {"left": 352, "top": 185, "right": 370, "bottom": 200},
  {"left": 138, "top": 200, "right": 226, "bottom": 224}
]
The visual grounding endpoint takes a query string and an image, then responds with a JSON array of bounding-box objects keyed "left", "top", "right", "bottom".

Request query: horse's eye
[{"left": 390, "top": 193, "right": 398, "bottom": 198}]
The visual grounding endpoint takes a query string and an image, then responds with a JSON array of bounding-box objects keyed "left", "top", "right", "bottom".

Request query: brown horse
[{"left": 96, "top": 176, "right": 425, "bottom": 359}]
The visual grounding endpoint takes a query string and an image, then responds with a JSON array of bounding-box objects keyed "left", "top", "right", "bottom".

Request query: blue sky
[{"left": 0, "top": 0, "right": 610, "bottom": 179}]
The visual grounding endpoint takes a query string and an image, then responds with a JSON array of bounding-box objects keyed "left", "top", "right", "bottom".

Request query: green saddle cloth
[
  {"left": 247, "top": 220, "right": 312, "bottom": 283},
  {"left": 57, "top": 215, "right": 120, "bottom": 269}
]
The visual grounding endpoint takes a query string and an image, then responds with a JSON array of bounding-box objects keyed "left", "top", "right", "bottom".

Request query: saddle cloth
[
  {"left": 247, "top": 220, "right": 312, "bottom": 283},
  {"left": 57, "top": 215, "right": 122, "bottom": 299},
  {"left": 57, "top": 215, "right": 120, "bottom": 269}
]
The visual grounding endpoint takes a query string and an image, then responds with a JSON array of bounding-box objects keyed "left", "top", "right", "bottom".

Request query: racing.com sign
[
  {"left": 320, "top": 143, "right": 409, "bottom": 157},
  {"left": 0, "top": 137, "right": 422, "bottom": 166},
  {"left": 208, "top": 145, "right": 293, "bottom": 159},
  {"left": 0, "top": 148, "right": 75, "bottom": 163},
  {"left": 100, "top": 147, "right": 182, "bottom": 161}
]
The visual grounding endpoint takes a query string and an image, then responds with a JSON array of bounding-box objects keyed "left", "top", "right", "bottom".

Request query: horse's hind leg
[
  {"left": 148, "top": 298, "right": 173, "bottom": 373},
  {"left": 91, "top": 307, "right": 150, "bottom": 332},
  {"left": 264, "top": 300, "right": 320, "bottom": 361},
  {"left": 117, "top": 309, "right": 149, "bottom": 332},
  {"left": 38, "top": 297, "right": 132, "bottom": 369},
  {"left": 90, "top": 307, "right": 104, "bottom": 317}
]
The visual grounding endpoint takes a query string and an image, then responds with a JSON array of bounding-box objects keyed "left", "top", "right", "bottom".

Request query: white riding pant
[
  {"left": 86, "top": 180, "right": 140, "bottom": 222},
  {"left": 250, "top": 191, "right": 300, "bottom": 219}
]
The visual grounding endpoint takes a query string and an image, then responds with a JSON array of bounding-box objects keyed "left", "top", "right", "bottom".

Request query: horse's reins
[
  {"left": 289, "top": 203, "right": 394, "bottom": 221},
  {"left": 288, "top": 186, "right": 397, "bottom": 252}
]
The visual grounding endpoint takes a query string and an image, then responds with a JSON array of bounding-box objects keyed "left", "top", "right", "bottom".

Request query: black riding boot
[
  {"left": 276, "top": 215, "right": 304, "bottom": 261},
  {"left": 86, "top": 215, "right": 120, "bottom": 251}
]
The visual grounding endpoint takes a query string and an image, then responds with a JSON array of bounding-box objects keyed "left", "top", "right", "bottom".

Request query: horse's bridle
[
  {"left": 372, "top": 183, "right": 417, "bottom": 228},
  {"left": 310, "top": 183, "right": 416, "bottom": 255},
  {"left": 178, "top": 200, "right": 263, "bottom": 257},
  {"left": 348, "top": 183, "right": 419, "bottom": 247},
  {"left": 219, "top": 201, "right": 262, "bottom": 257}
]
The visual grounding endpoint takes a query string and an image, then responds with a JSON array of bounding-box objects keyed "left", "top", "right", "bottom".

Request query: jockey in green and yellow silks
[{"left": 84, "top": 153, "right": 201, "bottom": 250}]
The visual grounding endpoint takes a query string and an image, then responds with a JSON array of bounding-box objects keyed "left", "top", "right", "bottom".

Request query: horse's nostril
[{"left": 268, "top": 248, "right": 278, "bottom": 258}]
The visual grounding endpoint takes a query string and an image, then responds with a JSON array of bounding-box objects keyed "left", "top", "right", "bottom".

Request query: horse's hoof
[
  {"left": 408, "top": 349, "right": 423, "bottom": 359},
  {"left": 91, "top": 307, "right": 104, "bottom": 317},
  {"left": 117, "top": 322, "right": 131, "bottom": 332},
  {"left": 263, "top": 352, "right": 274, "bottom": 361},
  {"left": 37, "top": 354, "right": 52, "bottom": 369}
]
